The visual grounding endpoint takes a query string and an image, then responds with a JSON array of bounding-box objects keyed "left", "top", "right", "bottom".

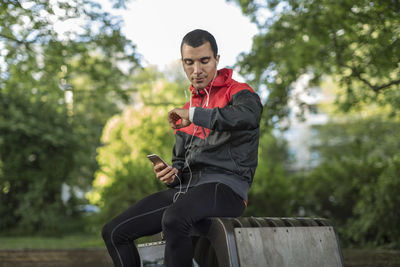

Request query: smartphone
[{"left": 147, "top": 154, "right": 169, "bottom": 168}]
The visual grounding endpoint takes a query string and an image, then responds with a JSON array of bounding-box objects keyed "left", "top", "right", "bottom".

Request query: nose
[{"left": 193, "top": 61, "right": 202, "bottom": 76}]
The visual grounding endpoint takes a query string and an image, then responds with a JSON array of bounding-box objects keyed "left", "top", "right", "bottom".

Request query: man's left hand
[{"left": 168, "top": 108, "right": 191, "bottom": 129}]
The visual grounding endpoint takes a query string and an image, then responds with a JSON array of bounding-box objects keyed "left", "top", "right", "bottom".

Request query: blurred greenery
[
  {"left": 290, "top": 116, "right": 400, "bottom": 248},
  {"left": 0, "top": 0, "right": 139, "bottom": 235},
  {"left": 0, "top": 0, "right": 399, "bottom": 252},
  {"left": 228, "top": 0, "right": 399, "bottom": 127},
  {"left": 244, "top": 130, "right": 292, "bottom": 217},
  {"left": 226, "top": 0, "right": 400, "bottom": 248},
  {"left": 0, "top": 90, "right": 82, "bottom": 234}
]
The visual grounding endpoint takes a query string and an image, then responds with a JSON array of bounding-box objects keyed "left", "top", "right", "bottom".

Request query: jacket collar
[{"left": 190, "top": 68, "right": 233, "bottom": 95}]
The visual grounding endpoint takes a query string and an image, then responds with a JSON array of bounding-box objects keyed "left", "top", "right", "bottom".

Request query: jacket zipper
[
  {"left": 199, "top": 94, "right": 208, "bottom": 142},
  {"left": 187, "top": 94, "right": 205, "bottom": 164}
]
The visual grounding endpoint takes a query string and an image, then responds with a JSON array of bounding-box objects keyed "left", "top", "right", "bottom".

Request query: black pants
[{"left": 102, "top": 182, "right": 245, "bottom": 267}]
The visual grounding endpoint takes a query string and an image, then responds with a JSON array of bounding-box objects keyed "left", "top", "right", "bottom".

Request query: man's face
[{"left": 181, "top": 42, "right": 220, "bottom": 90}]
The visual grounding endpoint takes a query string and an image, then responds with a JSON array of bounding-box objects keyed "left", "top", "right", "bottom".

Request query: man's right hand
[
  {"left": 168, "top": 108, "right": 191, "bottom": 129},
  {"left": 153, "top": 163, "right": 177, "bottom": 184}
]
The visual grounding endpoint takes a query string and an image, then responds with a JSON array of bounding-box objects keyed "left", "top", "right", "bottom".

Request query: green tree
[
  {"left": 291, "top": 116, "right": 400, "bottom": 248},
  {"left": 229, "top": 0, "right": 399, "bottom": 125},
  {"left": 0, "top": 0, "right": 139, "bottom": 234},
  {"left": 0, "top": 91, "right": 80, "bottom": 234}
]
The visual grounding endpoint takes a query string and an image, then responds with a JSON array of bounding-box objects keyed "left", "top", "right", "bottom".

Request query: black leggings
[{"left": 102, "top": 182, "right": 245, "bottom": 267}]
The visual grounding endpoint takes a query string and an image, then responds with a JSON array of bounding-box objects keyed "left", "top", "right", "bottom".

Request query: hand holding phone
[{"left": 147, "top": 154, "right": 177, "bottom": 184}]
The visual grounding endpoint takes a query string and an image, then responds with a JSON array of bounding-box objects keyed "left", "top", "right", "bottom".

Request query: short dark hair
[{"left": 181, "top": 29, "right": 218, "bottom": 58}]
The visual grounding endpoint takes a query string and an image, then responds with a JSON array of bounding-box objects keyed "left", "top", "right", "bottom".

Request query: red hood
[{"left": 190, "top": 68, "right": 233, "bottom": 95}]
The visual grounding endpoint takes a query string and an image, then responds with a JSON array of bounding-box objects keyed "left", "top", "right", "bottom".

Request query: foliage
[
  {"left": 244, "top": 130, "right": 292, "bottom": 217},
  {"left": 0, "top": 0, "right": 139, "bottom": 234},
  {"left": 88, "top": 66, "right": 188, "bottom": 223},
  {"left": 0, "top": 91, "right": 79, "bottom": 234},
  {"left": 228, "top": 0, "right": 400, "bottom": 126},
  {"left": 290, "top": 116, "right": 400, "bottom": 248},
  {"left": 229, "top": 0, "right": 400, "bottom": 247}
]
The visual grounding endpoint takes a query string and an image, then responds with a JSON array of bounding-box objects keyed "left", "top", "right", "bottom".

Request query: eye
[
  {"left": 184, "top": 59, "right": 193, "bottom": 65},
  {"left": 201, "top": 58, "right": 210, "bottom": 64}
]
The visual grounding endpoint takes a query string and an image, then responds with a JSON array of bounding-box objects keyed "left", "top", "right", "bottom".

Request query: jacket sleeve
[{"left": 192, "top": 89, "right": 263, "bottom": 131}]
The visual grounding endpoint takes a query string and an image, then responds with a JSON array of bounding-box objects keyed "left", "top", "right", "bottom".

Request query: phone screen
[{"left": 147, "top": 154, "right": 169, "bottom": 167}]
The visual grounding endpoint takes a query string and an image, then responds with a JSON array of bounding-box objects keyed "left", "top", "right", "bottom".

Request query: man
[{"left": 102, "top": 29, "right": 263, "bottom": 267}]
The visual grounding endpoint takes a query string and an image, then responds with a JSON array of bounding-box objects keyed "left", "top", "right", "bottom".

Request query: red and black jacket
[{"left": 170, "top": 68, "right": 263, "bottom": 201}]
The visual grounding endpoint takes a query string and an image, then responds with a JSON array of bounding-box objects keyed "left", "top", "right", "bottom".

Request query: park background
[{"left": 0, "top": 0, "right": 399, "bottom": 265}]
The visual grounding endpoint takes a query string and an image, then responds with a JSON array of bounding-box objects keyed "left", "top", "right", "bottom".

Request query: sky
[{"left": 107, "top": 0, "right": 259, "bottom": 76}]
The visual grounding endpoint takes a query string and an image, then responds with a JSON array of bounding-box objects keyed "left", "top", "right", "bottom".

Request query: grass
[
  {"left": 0, "top": 234, "right": 105, "bottom": 250},
  {"left": 0, "top": 233, "right": 158, "bottom": 250}
]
